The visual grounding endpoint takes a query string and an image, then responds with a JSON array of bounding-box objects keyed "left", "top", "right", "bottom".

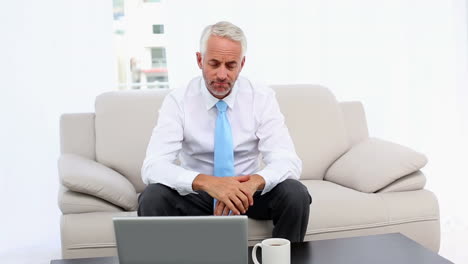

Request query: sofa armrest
[
  {"left": 58, "top": 184, "right": 124, "bottom": 214},
  {"left": 325, "top": 138, "right": 428, "bottom": 193},
  {"left": 377, "top": 170, "right": 427, "bottom": 193},
  {"left": 58, "top": 154, "right": 138, "bottom": 211}
]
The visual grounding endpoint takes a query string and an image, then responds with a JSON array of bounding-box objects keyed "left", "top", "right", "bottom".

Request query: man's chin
[{"left": 208, "top": 87, "right": 232, "bottom": 98}]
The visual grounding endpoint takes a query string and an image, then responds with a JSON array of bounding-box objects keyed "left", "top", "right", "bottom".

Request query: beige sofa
[{"left": 58, "top": 84, "right": 440, "bottom": 259}]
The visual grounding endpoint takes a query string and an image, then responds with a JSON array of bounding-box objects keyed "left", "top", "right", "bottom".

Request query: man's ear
[
  {"left": 196, "top": 52, "right": 203, "bottom": 69},
  {"left": 240, "top": 56, "right": 246, "bottom": 70}
]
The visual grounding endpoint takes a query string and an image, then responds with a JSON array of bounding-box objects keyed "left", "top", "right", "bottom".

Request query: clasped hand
[{"left": 208, "top": 175, "right": 258, "bottom": 216}]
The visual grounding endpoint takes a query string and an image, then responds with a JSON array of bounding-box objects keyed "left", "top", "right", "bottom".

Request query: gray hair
[{"left": 200, "top": 21, "right": 247, "bottom": 58}]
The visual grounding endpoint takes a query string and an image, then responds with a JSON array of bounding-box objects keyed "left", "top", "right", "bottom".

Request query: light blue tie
[{"left": 213, "top": 100, "right": 235, "bottom": 211}]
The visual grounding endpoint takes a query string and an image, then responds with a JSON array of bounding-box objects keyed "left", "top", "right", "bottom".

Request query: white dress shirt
[{"left": 141, "top": 76, "right": 302, "bottom": 195}]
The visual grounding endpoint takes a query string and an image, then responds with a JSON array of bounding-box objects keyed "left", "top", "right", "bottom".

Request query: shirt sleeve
[
  {"left": 255, "top": 89, "right": 302, "bottom": 195},
  {"left": 141, "top": 93, "right": 199, "bottom": 195}
]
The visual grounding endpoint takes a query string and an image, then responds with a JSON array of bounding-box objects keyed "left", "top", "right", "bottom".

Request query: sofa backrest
[
  {"left": 94, "top": 85, "right": 352, "bottom": 192},
  {"left": 271, "top": 85, "right": 350, "bottom": 180},
  {"left": 95, "top": 90, "right": 169, "bottom": 192}
]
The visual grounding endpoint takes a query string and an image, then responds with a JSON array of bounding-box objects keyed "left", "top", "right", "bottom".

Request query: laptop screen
[{"left": 113, "top": 215, "right": 248, "bottom": 264}]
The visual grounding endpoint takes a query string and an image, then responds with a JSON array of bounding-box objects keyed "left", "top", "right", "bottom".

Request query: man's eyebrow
[{"left": 226, "top": 61, "right": 238, "bottom": 66}]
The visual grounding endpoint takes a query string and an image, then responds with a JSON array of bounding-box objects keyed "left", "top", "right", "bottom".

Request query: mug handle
[{"left": 252, "top": 243, "right": 262, "bottom": 264}]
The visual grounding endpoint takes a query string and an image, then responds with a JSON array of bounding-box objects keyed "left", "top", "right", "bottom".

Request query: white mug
[{"left": 252, "top": 238, "right": 290, "bottom": 264}]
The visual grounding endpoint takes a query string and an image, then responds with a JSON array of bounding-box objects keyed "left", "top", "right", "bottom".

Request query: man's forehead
[
  {"left": 207, "top": 58, "right": 238, "bottom": 63},
  {"left": 206, "top": 36, "right": 241, "bottom": 52},
  {"left": 204, "top": 48, "right": 242, "bottom": 62}
]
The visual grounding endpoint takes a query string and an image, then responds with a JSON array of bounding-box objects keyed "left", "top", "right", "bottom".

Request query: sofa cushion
[
  {"left": 271, "top": 85, "right": 350, "bottom": 180},
  {"left": 305, "top": 180, "right": 387, "bottom": 231},
  {"left": 377, "top": 170, "right": 426, "bottom": 193},
  {"left": 95, "top": 90, "right": 170, "bottom": 193},
  {"left": 59, "top": 154, "right": 138, "bottom": 210},
  {"left": 303, "top": 180, "right": 438, "bottom": 235},
  {"left": 324, "top": 138, "right": 428, "bottom": 193},
  {"left": 248, "top": 180, "right": 389, "bottom": 239}
]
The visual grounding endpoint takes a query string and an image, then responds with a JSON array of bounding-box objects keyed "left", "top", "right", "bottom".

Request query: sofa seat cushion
[
  {"left": 305, "top": 180, "right": 388, "bottom": 233},
  {"left": 61, "top": 181, "right": 439, "bottom": 255},
  {"left": 250, "top": 180, "right": 438, "bottom": 237},
  {"left": 243, "top": 180, "right": 439, "bottom": 239},
  {"left": 304, "top": 180, "right": 438, "bottom": 233},
  {"left": 60, "top": 182, "right": 440, "bottom": 258}
]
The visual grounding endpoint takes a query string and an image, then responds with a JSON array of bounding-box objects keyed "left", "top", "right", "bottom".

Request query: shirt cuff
[
  {"left": 175, "top": 170, "right": 200, "bottom": 195},
  {"left": 255, "top": 168, "right": 283, "bottom": 195}
]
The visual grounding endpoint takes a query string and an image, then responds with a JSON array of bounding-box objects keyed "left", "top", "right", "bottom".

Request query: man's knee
[
  {"left": 138, "top": 183, "right": 175, "bottom": 216},
  {"left": 275, "top": 179, "right": 312, "bottom": 206},
  {"left": 139, "top": 183, "right": 173, "bottom": 203}
]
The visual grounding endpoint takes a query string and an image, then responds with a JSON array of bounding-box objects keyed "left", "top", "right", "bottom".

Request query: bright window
[
  {"left": 152, "top": 24, "right": 164, "bottom": 34},
  {"left": 113, "top": 0, "right": 169, "bottom": 89}
]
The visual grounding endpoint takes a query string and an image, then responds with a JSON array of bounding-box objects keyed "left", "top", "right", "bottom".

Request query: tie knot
[{"left": 216, "top": 100, "right": 228, "bottom": 112}]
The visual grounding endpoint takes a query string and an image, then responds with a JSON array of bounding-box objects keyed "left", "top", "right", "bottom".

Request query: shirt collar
[{"left": 200, "top": 78, "right": 239, "bottom": 110}]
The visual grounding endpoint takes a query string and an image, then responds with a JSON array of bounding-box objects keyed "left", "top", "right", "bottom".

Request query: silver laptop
[{"left": 113, "top": 215, "right": 248, "bottom": 264}]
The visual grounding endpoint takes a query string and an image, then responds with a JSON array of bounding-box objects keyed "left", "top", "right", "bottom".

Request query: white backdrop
[
  {"left": 0, "top": 0, "right": 116, "bottom": 262},
  {"left": 0, "top": 0, "right": 467, "bottom": 263}
]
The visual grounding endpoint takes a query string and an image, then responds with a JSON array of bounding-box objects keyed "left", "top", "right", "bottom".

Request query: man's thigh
[
  {"left": 245, "top": 179, "right": 311, "bottom": 220},
  {"left": 245, "top": 191, "right": 271, "bottom": 219},
  {"left": 138, "top": 183, "right": 214, "bottom": 216}
]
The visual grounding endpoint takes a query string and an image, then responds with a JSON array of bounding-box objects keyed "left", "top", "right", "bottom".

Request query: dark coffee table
[{"left": 51, "top": 233, "right": 453, "bottom": 264}]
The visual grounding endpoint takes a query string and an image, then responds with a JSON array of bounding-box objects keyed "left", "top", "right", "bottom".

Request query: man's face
[{"left": 197, "top": 35, "right": 245, "bottom": 99}]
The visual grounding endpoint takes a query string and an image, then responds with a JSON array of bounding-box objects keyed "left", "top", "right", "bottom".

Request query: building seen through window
[
  {"left": 113, "top": 0, "right": 168, "bottom": 89},
  {"left": 152, "top": 24, "right": 164, "bottom": 34}
]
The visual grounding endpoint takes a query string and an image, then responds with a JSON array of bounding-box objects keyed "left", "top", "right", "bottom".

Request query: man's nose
[{"left": 216, "top": 66, "right": 227, "bottom": 80}]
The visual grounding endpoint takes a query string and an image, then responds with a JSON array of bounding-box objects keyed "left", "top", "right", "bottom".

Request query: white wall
[{"left": 0, "top": 0, "right": 115, "bottom": 259}]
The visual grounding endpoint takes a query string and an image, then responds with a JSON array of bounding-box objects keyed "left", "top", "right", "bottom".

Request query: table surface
[{"left": 51, "top": 233, "right": 453, "bottom": 264}]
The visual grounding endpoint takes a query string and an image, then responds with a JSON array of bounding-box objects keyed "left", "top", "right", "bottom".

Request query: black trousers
[{"left": 138, "top": 179, "right": 312, "bottom": 242}]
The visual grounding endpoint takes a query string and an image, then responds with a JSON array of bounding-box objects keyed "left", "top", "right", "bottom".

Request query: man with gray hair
[{"left": 138, "top": 21, "right": 312, "bottom": 242}]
